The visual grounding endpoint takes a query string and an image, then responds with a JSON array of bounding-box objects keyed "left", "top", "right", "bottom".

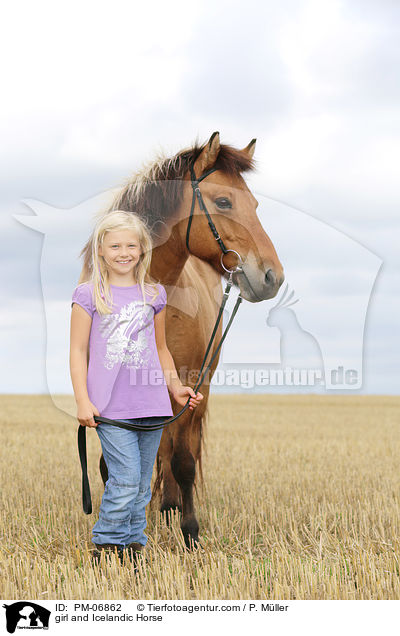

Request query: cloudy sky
[{"left": 1, "top": 0, "right": 399, "bottom": 399}]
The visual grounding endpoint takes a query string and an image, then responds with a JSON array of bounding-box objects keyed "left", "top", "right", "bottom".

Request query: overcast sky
[{"left": 1, "top": 0, "right": 399, "bottom": 399}]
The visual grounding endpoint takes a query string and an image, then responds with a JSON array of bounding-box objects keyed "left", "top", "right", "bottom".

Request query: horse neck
[{"left": 150, "top": 230, "right": 189, "bottom": 287}]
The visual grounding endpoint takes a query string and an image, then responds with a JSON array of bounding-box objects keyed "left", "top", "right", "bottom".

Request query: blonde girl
[{"left": 70, "top": 210, "right": 202, "bottom": 563}]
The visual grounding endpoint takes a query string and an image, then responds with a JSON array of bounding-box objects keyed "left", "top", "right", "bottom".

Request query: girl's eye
[{"left": 215, "top": 197, "right": 232, "bottom": 209}]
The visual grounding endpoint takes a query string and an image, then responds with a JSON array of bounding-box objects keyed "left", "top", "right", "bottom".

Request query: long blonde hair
[{"left": 80, "top": 210, "right": 159, "bottom": 315}]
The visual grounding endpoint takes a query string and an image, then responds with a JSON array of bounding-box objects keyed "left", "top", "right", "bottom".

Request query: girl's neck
[{"left": 107, "top": 274, "right": 138, "bottom": 287}]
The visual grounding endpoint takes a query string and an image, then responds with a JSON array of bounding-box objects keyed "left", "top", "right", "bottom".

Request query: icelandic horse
[{"left": 78, "top": 132, "right": 284, "bottom": 548}]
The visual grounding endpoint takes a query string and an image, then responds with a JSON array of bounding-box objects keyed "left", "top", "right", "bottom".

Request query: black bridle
[{"left": 78, "top": 162, "right": 244, "bottom": 514}]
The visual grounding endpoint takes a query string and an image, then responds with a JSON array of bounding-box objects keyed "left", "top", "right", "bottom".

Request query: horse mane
[{"left": 107, "top": 140, "right": 256, "bottom": 237}]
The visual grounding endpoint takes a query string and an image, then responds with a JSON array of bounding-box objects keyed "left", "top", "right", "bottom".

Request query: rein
[{"left": 78, "top": 163, "right": 244, "bottom": 514}]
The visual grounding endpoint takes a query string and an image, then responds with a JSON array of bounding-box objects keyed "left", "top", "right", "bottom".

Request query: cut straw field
[{"left": 0, "top": 394, "right": 399, "bottom": 600}]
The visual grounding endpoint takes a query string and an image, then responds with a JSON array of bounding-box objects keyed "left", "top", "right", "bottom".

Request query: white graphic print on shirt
[{"left": 99, "top": 301, "right": 155, "bottom": 370}]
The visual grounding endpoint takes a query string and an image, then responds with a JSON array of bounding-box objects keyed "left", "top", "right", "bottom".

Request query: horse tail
[{"left": 196, "top": 402, "right": 208, "bottom": 491}]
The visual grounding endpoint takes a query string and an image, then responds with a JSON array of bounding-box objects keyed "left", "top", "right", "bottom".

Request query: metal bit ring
[{"left": 220, "top": 249, "right": 244, "bottom": 273}]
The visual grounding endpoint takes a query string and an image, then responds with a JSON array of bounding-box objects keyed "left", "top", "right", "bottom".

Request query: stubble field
[{"left": 0, "top": 393, "right": 399, "bottom": 600}]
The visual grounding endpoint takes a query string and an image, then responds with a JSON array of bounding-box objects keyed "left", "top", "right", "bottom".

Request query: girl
[{"left": 69, "top": 210, "right": 203, "bottom": 563}]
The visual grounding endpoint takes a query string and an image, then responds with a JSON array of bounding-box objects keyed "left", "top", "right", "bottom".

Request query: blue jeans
[{"left": 92, "top": 416, "right": 165, "bottom": 548}]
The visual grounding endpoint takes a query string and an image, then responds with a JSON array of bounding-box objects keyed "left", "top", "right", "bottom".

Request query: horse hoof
[
  {"left": 181, "top": 522, "right": 199, "bottom": 550},
  {"left": 160, "top": 504, "right": 182, "bottom": 525},
  {"left": 183, "top": 532, "right": 199, "bottom": 550}
]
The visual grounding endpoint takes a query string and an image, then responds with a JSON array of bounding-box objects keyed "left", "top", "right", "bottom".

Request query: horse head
[{"left": 174, "top": 131, "right": 285, "bottom": 302}]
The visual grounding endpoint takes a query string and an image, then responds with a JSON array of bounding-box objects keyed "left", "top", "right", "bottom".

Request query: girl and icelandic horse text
[{"left": 78, "top": 132, "right": 284, "bottom": 548}]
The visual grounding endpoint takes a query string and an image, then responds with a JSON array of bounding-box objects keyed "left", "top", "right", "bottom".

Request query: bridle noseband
[{"left": 78, "top": 162, "right": 244, "bottom": 514}]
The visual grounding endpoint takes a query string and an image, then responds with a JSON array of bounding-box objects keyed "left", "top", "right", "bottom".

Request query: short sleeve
[
  {"left": 71, "top": 283, "right": 94, "bottom": 318},
  {"left": 153, "top": 284, "right": 167, "bottom": 315}
]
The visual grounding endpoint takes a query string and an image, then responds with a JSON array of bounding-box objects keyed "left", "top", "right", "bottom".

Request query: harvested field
[{"left": 0, "top": 394, "right": 399, "bottom": 599}]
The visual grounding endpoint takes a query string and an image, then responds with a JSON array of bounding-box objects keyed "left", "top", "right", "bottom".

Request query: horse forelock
[{"left": 107, "top": 141, "right": 256, "bottom": 236}]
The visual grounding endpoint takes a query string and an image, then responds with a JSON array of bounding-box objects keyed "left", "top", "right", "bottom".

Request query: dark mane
[{"left": 108, "top": 141, "right": 255, "bottom": 237}]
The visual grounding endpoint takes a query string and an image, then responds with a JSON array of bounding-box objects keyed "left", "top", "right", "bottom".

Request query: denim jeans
[{"left": 91, "top": 416, "right": 165, "bottom": 548}]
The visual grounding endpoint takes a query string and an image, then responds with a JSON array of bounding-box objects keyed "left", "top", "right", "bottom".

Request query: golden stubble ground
[{"left": 0, "top": 393, "right": 399, "bottom": 600}]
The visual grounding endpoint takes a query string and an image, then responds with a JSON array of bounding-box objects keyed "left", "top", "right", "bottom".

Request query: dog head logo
[{"left": 2, "top": 602, "right": 50, "bottom": 633}]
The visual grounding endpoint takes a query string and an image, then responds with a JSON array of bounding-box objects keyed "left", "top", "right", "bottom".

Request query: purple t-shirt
[{"left": 71, "top": 281, "right": 173, "bottom": 419}]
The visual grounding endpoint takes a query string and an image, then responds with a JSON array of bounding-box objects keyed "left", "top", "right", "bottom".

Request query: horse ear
[
  {"left": 194, "top": 131, "right": 220, "bottom": 175},
  {"left": 242, "top": 138, "right": 256, "bottom": 159}
]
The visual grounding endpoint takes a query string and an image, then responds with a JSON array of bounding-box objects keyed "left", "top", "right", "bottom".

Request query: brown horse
[{"left": 78, "top": 132, "right": 284, "bottom": 547}]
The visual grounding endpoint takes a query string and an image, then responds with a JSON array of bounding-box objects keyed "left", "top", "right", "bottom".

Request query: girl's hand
[
  {"left": 77, "top": 399, "right": 100, "bottom": 428},
  {"left": 173, "top": 386, "right": 203, "bottom": 411}
]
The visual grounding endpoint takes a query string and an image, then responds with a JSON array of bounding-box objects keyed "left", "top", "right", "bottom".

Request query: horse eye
[{"left": 215, "top": 197, "right": 232, "bottom": 209}]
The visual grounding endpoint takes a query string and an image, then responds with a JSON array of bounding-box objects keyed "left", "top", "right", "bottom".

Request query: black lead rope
[{"left": 78, "top": 162, "right": 244, "bottom": 514}]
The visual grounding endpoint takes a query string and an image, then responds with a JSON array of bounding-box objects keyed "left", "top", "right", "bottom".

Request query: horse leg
[
  {"left": 170, "top": 416, "right": 202, "bottom": 549},
  {"left": 157, "top": 429, "right": 182, "bottom": 520},
  {"left": 160, "top": 465, "right": 182, "bottom": 518}
]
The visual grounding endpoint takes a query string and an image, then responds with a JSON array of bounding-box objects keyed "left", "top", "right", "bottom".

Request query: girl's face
[{"left": 99, "top": 229, "right": 142, "bottom": 281}]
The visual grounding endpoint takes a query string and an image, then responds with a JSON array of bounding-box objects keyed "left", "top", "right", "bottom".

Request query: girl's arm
[
  {"left": 70, "top": 303, "right": 99, "bottom": 427},
  {"left": 154, "top": 307, "right": 203, "bottom": 411}
]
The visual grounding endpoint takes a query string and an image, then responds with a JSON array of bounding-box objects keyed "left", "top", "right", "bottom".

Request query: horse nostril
[{"left": 265, "top": 268, "right": 277, "bottom": 286}]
